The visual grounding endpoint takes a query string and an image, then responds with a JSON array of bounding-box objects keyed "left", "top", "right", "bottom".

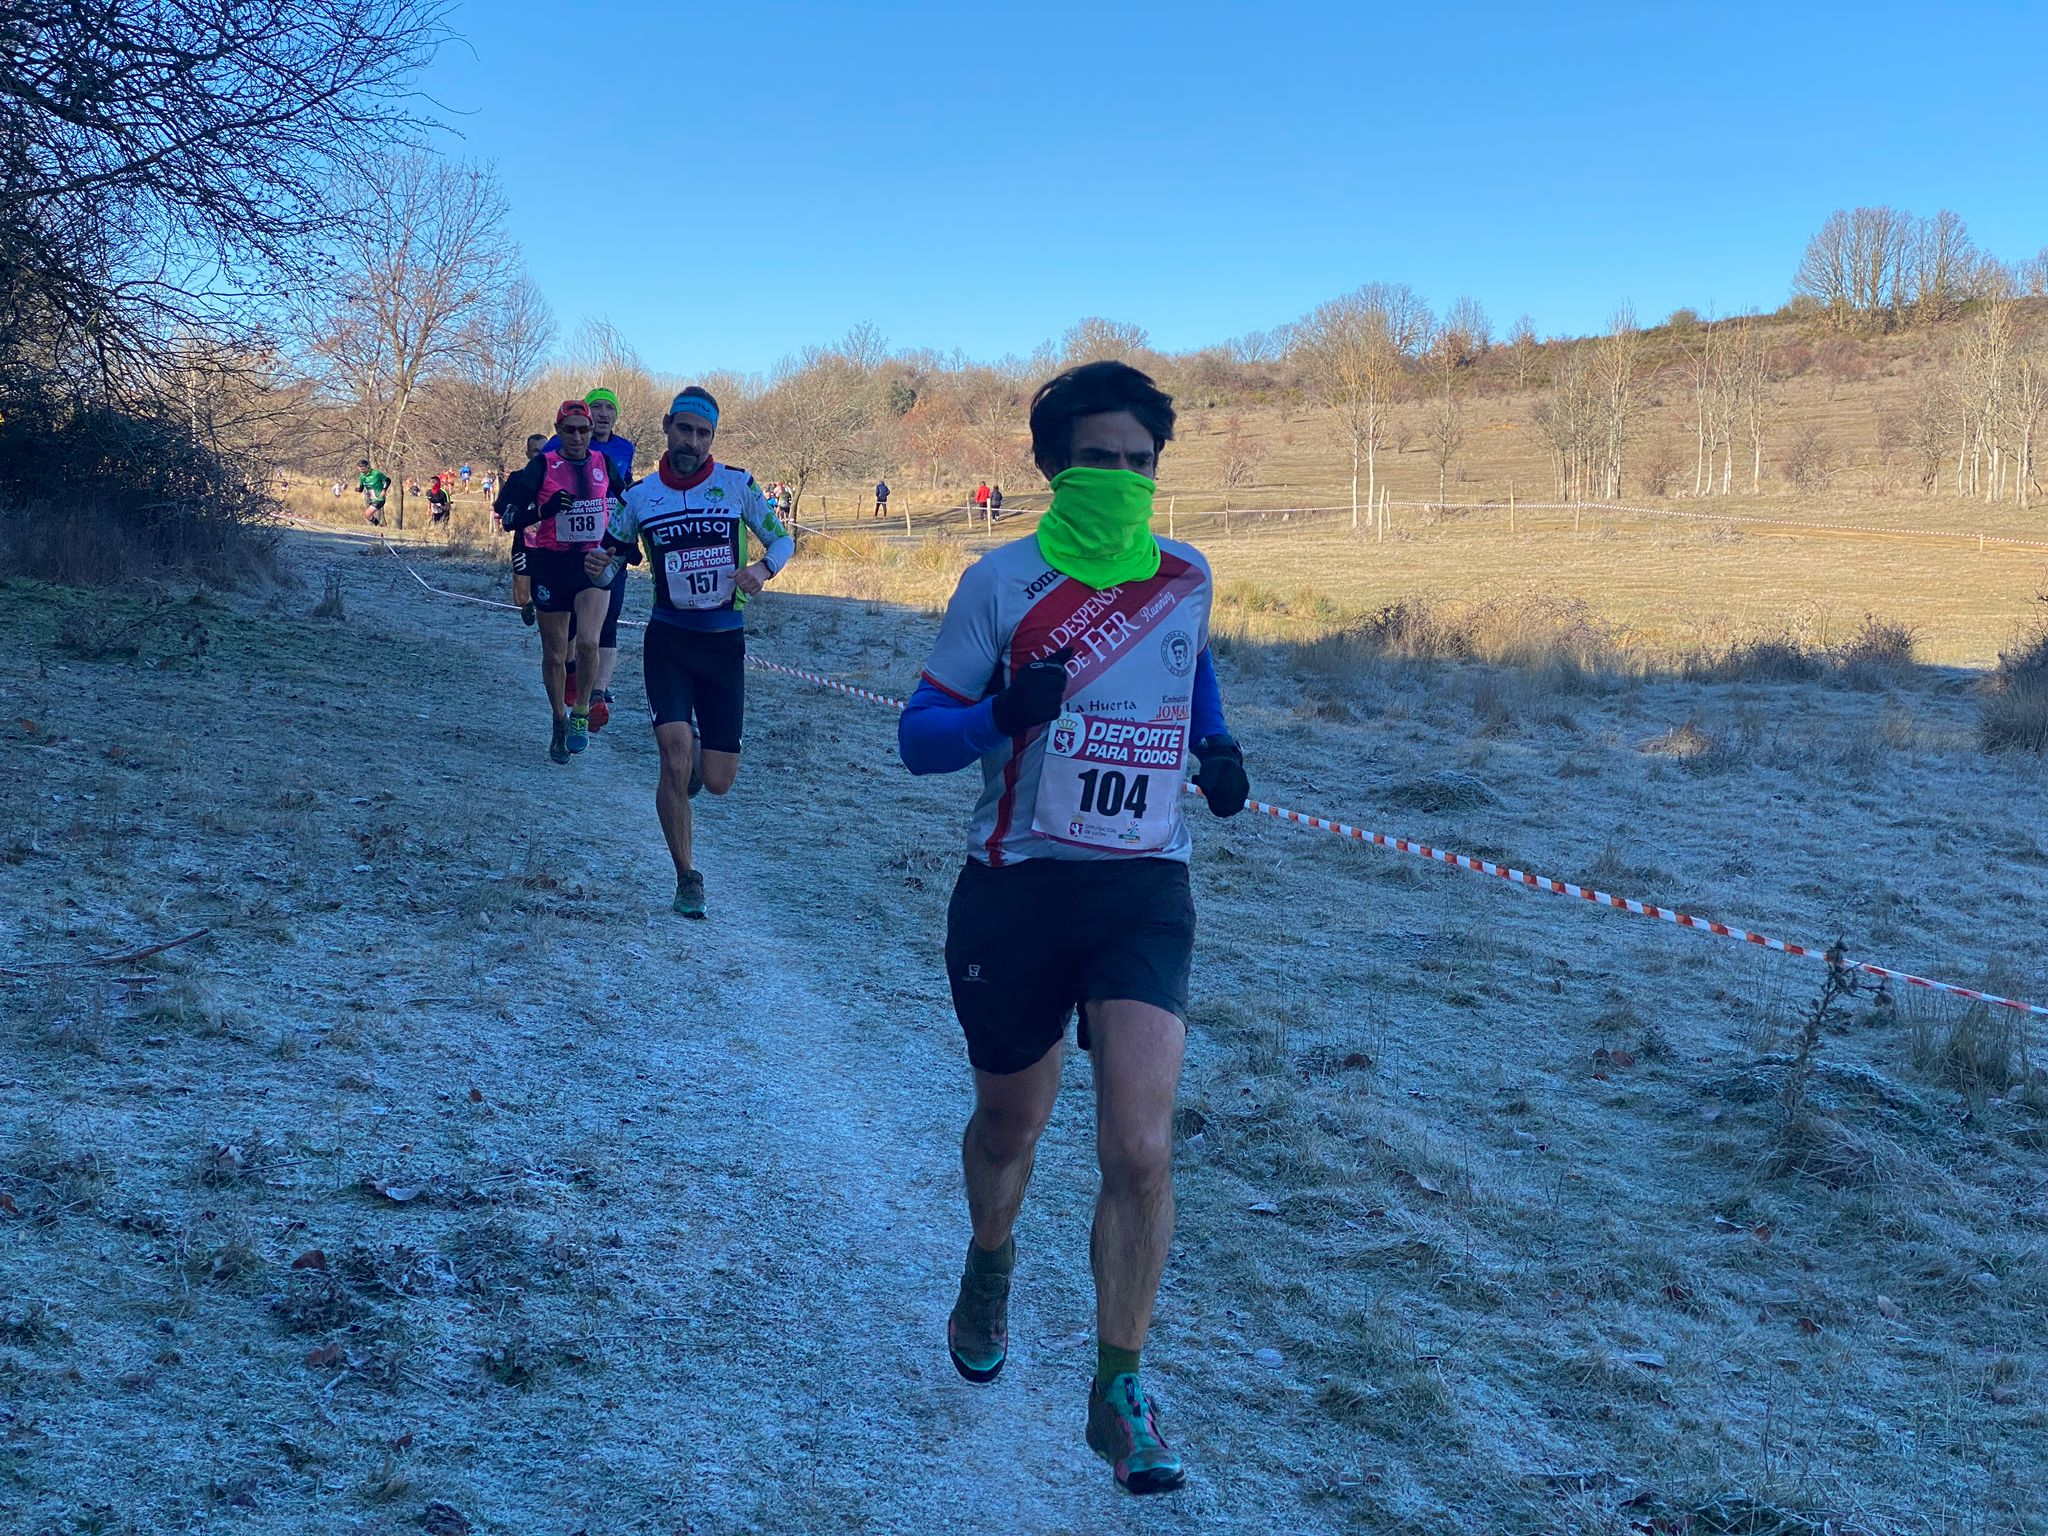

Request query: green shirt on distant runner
[{"left": 357, "top": 469, "right": 391, "bottom": 506}]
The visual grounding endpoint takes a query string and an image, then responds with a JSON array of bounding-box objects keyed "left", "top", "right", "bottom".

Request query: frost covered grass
[{"left": 0, "top": 528, "right": 2043, "bottom": 1533}]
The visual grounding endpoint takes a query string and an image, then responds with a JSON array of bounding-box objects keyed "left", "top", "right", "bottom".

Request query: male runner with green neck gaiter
[{"left": 897, "top": 360, "right": 1252, "bottom": 1495}]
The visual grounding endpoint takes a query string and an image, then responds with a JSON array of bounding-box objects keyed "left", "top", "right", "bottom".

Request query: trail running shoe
[
  {"left": 520, "top": 602, "right": 536, "bottom": 627},
  {"left": 566, "top": 711, "right": 589, "bottom": 755},
  {"left": 673, "top": 870, "right": 706, "bottom": 919},
  {"left": 1086, "top": 1374, "right": 1187, "bottom": 1495},
  {"left": 549, "top": 718, "right": 570, "bottom": 765},
  {"left": 588, "top": 690, "right": 610, "bottom": 732},
  {"left": 946, "top": 1249, "right": 1011, "bottom": 1384}
]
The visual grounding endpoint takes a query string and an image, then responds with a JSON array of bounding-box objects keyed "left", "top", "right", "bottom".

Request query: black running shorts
[
  {"left": 644, "top": 623, "right": 745, "bottom": 752},
  {"left": 944, "top": 857, "right": 1194, "bottom": 1076},
  {"left": 527, "top": 548, "right": 595, "bottom": 614}
]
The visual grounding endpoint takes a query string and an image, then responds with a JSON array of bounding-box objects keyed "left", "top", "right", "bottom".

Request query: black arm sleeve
[{"left": 494, "top": 460, "right": 547, "bottom": 531}]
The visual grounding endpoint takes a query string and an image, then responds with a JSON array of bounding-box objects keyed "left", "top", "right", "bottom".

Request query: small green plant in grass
[
  {"left": 1766, "top": 943, "right": 1901, "bottom": 1188},
  {"left": 1780, "top": 942, "right": 1860, "bottom": 1123}
]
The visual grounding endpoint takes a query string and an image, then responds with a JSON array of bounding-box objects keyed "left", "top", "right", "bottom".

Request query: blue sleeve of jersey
[
  {"left": 898, "top": 679, "right": 1006, "bottom": 776},
  {"left": 1193, "top": 647, "right": 1227, "bottom": 741}
]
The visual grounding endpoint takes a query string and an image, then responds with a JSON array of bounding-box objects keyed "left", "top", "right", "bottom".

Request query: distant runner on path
[
  {"left": 897, "top": 361, "right": 1250, "bottom": 1495},
  {"left": 356, "top": 459, "right": 391, "bottom": 526},
  {"left": 594, "top": 386, "right": 793, "bottom": 918},
  {"left": 495, "top": 401, "right": 621, "bottom": 764},
  {"left": 546, "top": 387, "right": 637, "bottom": 731},
  {"left": 874, "top": 478, "right": 890, "bottom": 517}
]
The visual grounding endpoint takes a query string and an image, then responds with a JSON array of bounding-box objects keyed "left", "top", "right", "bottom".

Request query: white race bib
[
  {"left": 1030, "top": 710, "right": 1187, "bottom": 852},
  {"left": 663, "top": 544, "right": 737, "bottom": 610},
  {"left": 552, "top": 499, "right": 607, "bottom": 544}
]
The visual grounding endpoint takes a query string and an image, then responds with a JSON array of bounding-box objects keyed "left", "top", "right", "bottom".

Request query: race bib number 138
[{"left": 553, "top": 500, "right": 606, "bottom": 544}]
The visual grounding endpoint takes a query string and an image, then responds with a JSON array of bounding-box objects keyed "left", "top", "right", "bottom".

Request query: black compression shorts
[
  {"left": 526, "top": 548, "right": 595, "bottom": 614},
  {"left": 644, "top": 623, "right": 744, "bottom": 752},
  {"left": 944, "top": 856, "right": 1194, "bottom": 1075}
]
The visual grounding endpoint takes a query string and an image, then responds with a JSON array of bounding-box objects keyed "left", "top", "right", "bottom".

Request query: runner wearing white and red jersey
[{"left": 897, "top": 361, "right": 1250, "bottom": 1496}]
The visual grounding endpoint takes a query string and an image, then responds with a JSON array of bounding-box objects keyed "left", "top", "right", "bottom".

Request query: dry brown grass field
[{"left": 2, "top": 507, "right": 2044, "bottom": 1533}]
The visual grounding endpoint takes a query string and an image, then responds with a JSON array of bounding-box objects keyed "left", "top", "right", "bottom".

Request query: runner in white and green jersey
[{"left": 590, "top": 386, "right": 793, "bottom": 918}]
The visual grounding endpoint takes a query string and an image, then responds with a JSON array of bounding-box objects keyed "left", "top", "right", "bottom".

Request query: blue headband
[{"left": 668, "top": 392, "right": 718, "bottom": 427}]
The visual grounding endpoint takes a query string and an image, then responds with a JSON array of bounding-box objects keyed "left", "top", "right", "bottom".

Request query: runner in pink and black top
[{"left": 494, "top": 400, "right": 621, "bottom": 763}]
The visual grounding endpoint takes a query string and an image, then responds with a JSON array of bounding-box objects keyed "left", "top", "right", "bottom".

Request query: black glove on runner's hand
[
  {"left": 991, "top": 646, "right": 1075, "bottom": 737},
  {"left": 1192, "top": 734, "right": 1249, "bottom": 817},
  {"left": 543, "top": 487, "right": 575, "bottom": 515}
]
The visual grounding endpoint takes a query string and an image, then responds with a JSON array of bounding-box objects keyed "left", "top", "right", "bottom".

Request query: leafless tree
[
  {"left": 1506, "top": 314, "right": 1541, "bottom": 391},
  {"left": 1535, "top": 344, "right": 1597, "bottom": 501},
  {"left": 898, "top": 397, "right": 962, "bottom": 490},
  {"left": 2008, "top": 343, "right": 2046, "bottom": 511},
  {"left": 1954, "top": 297, "right": 2015, "bottom": 499},
  {"left": 1422, "top": 390, "right": 1463, "bottom": 509},
  {"left": 1729, "top": 319, "right": 1774, "bottom": 495},
  {"left": 306, "top": 152, "right": 516, "bottom": 524},
  {"left": 1060, "top": 317, "right": 1150, "bottom": 366},
  {"left": 738, "top": 350, "right": 874, "bottom": 515},
  {"left": 561, "top": 319, "right": 670, "bottom": 459},
  {"left": 1294, "top": 282, "right": 1429, "bottom": 528},
  {"left": 1908, "top": 210, "right": 1974, "bottom": 322},
  {"left": 1218, "top": 411, "right": 1266, "bottom": 490},
  {"left": 2, "top": 0, "right": 449, "bottom": 391},
  {"left": 1908, "top": 371, "right": 1957, "bottom": 493},
  {"left": 1596, "top": 306, "right": 1644, "bottom": 499},
  {"left": 2023, "top": 249, "right": 2048, "bottom": 299},
  {"left": 1848, "top": 206, "right": 1910, "bottom": 327},
  {"left": 1796, "top": 211, "right": 1855, "bottom": 328},
  {"left": 425, "top": 274, "right": 554, "bottom": 479},
  {"left": 1675, "top": 312, "right": 1720, "bottom": 494},
  {"left": 1438, "top": 296, "right": 1491, "bottom": 366},
  {"left": 1784, "top": 425, "right": 1835, "bottom": 491},
  {"left": 1226, "top": 328, "right": 1286, "bottom": 366}
]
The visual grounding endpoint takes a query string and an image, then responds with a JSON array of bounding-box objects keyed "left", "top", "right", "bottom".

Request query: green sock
[
  {"left": 966, "top": 1235, "right": 1014, "bottom": 1276},
  {"left": 1096, "top": 1342, "right": 1141, "bottom": 1388}
]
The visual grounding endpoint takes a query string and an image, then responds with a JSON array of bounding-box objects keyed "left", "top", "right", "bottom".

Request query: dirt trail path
[
  {"left": 142, "top": 527, "right": 1308, "bottom": 1533},
  {"left": 10, "top": 525, "right": 2047, "bottom": 1535}
]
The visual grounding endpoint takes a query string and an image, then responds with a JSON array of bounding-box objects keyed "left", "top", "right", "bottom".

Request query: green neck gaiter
[{"left": 1035, "top": 467, "right": 1161, "bottom": 590}]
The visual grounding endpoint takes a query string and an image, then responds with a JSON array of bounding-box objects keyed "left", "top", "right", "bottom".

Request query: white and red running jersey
[{"left": 918, "top": 535, "right": 1213, "bottom": 867}]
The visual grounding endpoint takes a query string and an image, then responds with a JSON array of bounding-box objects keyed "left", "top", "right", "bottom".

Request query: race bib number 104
[{"left": 1031, "top": 711, "right": 1186, "bottom": 852}]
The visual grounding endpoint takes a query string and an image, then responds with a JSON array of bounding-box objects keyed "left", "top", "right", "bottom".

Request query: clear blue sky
[{"left": 423, "top": 0, "right": 2048, "bottom": 376}]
